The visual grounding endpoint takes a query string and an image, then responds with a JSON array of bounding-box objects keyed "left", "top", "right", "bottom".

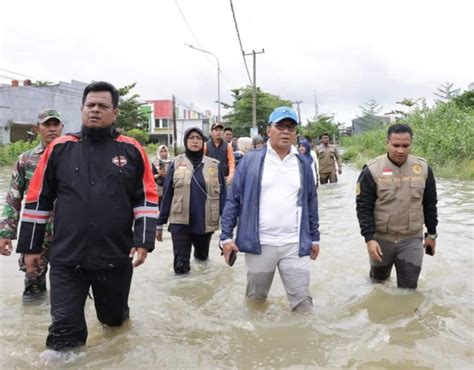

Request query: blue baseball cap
[{"left": 268, "top": 106, "right": 299, "bottom": 125}]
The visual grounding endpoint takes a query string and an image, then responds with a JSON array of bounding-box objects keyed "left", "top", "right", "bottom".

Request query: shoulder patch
[{"left": 356, "top": 182, "right": 361, "bottom": 196}]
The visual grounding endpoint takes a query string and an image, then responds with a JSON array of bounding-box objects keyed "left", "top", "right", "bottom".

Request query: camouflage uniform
[{"left": 0, "top": 143, "right": 52, "bottom": 296}]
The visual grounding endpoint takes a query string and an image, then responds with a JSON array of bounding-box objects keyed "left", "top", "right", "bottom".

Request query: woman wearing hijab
[
  {"left": 156, "top": 127, "right": 226, "bottom": 274},
  {"left": 152, "top": 145, "right": 171, "bottom": 207},
  {"left": 298, "top": 140, "right": 319, "bottom": 187}
]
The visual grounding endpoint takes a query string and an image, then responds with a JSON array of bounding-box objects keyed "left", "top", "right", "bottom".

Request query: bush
[
  {"left": 125, "top": 129, "right": 149, "bottom": 145},
  {"left": 342, "top": 100, "right": 474, "bottom": 180},
  {"left": 0, "top": 140, "right": 39, "bottom": 166}
]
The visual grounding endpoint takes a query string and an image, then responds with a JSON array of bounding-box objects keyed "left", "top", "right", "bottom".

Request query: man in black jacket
[
  {"left": 356, "top": 124, "right": 437, "bottom": 289},
  {"left": 17, "top": 81, "right": 158, "bottom": 351}
]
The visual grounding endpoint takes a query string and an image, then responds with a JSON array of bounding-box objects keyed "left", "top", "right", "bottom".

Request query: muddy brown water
[{"left": 0, "top": 164, "right": 472, "bottom": 368}]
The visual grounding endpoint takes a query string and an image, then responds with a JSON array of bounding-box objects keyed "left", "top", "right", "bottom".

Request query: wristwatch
[{"left": 427, "top": 233, "right": 438, "bottom": 240}]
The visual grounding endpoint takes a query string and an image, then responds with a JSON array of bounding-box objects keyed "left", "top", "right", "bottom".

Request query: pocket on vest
[
  {"left": 173, "top": 195, "right": 183, "bottom": 213},
  {"left": 375, "top": 212, "right": 390, "bottom": 233},
  {"left": 377, "top": 180, "right": 396, "bottom": 203},
  {"left": 209, "top": 202, "right": 219, "bottom": 223},
  {"left": 407, "top": 212, "right": 423, "bottom": 234},
  {"left": 410, "top": 179, "right": 425, "bottom": 200}
]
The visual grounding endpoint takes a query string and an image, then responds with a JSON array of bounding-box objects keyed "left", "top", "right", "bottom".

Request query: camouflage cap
[{"left": 37, "top": 108, "right": 62, "bottom": 124}]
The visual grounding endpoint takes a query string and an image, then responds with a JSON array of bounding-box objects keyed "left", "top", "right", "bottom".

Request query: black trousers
[
  {"left": 171, "top": 232, "right": 213, "bottom": 274},
  {"left": 47, "top": 263, "right": 133, "bottom": 351}
]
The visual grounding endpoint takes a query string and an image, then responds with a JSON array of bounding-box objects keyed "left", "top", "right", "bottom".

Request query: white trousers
[{"left": 245, "top": 242, "right": 313, "bottom": 311}]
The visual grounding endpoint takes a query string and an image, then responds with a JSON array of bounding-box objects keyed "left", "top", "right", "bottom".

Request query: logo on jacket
[
  {"left": 112, "top": 156, "right": 128, "bottom": 167},
  {"left": 412, "top": 164, "right": 422, "bottom": 174}
]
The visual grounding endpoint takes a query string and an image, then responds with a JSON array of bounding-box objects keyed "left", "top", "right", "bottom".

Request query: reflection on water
[{"left": 0, "top": 165, "right": 473, "bottom": 368}]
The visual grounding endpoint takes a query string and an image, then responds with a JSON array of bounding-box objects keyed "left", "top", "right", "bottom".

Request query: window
[{"left": 162, "top": 119, "right": 169, "bottom": 128}]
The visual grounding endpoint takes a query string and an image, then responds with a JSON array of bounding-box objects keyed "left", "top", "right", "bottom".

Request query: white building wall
[{"left": 0, "top": 80, "right": 88, "bottom": 144}]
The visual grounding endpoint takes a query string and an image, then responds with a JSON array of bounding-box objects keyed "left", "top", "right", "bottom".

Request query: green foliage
[
  {"left": 32, "top": 80, "right": 53, "bottom": 87},
  {"left": 126, "top": 129, "right": 149, "bottom": 145},
  {"left": 223, "top": 86, "right": 293, "bottom": 137},
  {"left": 452, "top": 90, "right": 474, "bottom": 110},
  {"left": 340, "top": 129, "right": 386, "bottom": 162},
  {"left": 0, "top": 139, "right": 39, "bottom": 166},
  {"left": 342, "top": 98, "right": 474, "bottom": 180},
  {"left": 400, "top": 101, "right": 474, "bottom": 167},
  {"left": 116, "top": 83, "right": 150, "bottom": 132},
  {"left": 300, "top": 114, "right": 339, "bottom": 140}
]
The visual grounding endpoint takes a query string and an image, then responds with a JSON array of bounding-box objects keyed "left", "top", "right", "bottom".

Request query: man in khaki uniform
[
  {"left": 356, "top": 124, "right": 438, "bottom": 289},
  {"left": 317, "top": 133, "right": 342, "bottom": 184}
]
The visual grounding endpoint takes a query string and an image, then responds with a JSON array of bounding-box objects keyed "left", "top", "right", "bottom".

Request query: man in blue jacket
[{"left": 220, "top": 106, "right": 320, "bottom": 311}]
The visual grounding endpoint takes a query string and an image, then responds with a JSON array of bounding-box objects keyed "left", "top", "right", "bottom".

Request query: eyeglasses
[
  {"left": 187, "top": 135, "right": 203, "bottom": 141},
  {"left": 272, "top": 122, "right": 297, "bottom": 132}
]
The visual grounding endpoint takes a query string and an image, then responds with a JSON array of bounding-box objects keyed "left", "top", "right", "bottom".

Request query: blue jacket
[{"left": 220, "top": 146, "right": 320, "bottom": 256}]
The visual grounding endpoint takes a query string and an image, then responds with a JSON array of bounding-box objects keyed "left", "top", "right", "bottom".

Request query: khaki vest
[
  {"left": 169, "top": 155, "right": 221, "bottom": 233},
  {"left": 317, "top": 144, "right": 339, "bottom": 173},
  {"left": 368, "top": 154, "right": 428, "bottom": 241}
]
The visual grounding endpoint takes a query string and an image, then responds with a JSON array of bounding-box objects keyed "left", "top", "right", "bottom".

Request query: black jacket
[
  {"left": 356, "top": 155, "right": 438, "bottom": 242},
  {"left": 17, "top": 125, "right": 158, "bottom": 269}
]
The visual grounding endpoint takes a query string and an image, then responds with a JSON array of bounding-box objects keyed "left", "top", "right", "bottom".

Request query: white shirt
[{"left": 259, "top": 142, "right": 301, "bottom": 246}]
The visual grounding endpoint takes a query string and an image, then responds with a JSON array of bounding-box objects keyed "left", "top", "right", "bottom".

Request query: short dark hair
[
  {"left": 387, "top": 124, "right": 413, "bottom": 139},
  {"left": 224, "top": 127, "right": 233, "bottom": 133},
  {"left": 321, "top": 133, "right": 330, "bottom": 138},
  {"left": 82, "top": 81, "right": 119, "bottom": 108}
]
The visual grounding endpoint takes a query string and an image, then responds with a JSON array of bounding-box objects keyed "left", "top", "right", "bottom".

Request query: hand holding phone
[
  {"left": 228, "top": 250, "right": 237, "bottom": 266},
  {"left": 424, "top": 233, "right": 434, "bottom": 256}
]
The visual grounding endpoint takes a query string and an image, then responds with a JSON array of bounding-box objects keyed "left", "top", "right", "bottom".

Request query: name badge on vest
[{"left": 382, "top": 167, "right": 393, "bottom": 176}]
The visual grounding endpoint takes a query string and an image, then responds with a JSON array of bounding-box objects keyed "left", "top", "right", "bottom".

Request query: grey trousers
[
  {"left": 245, "top": 243, "right": 313, "bottom": 311},
  {"left": 370, "top": 237, "right": 424, "bottom": 289}
]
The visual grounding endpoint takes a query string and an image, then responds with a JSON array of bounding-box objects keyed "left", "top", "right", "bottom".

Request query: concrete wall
[{"left": 0, "top": 80, "right": 88, "bottom": 144}]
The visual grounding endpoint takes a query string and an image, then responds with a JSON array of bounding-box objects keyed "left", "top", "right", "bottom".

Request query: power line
[
  {"left": 175, "top": 0, "right": 218, "bottom": 72},
  {"left": 175, "top": 0, "right": 201, "bottom": 47},
  {"left": 0, "top": 68, "right": 35, "bottom": 79},
  {"left": 229, "top": 0, "right": 252, "bottom": 85}
]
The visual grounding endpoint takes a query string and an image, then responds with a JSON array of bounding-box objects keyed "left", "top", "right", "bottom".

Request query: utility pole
[
  {"left": 172, "top": 95, "right": 178, "bottom": 157},
  {"left": 294, "top": 100, "right": 302, "bottom": 124},
  {"left": 244, "top": 49, "right": 265, "bottom": 128},
  {"left": 313, "top": 89, "right": 319, "bottom": 120},
  {"left": 185, "top": 44, "right": 221, "bottom": 123}
]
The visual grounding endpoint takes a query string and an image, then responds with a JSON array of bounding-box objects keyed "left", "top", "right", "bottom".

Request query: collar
[
  {"left": 32, "top": 142, "right": 47, "bottom": 155},
  {"left": 266, "top": 140, "right": 298, "bottom": 160},
  {"left": 81, "top": 124, "right": 117, "bottom": 141}
]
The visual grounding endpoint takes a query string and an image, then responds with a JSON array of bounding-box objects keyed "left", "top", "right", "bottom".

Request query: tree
[
  {"left": 32, "top": 80, "right": 53, "bottom": 87},
  {"left": 223, "top": 86, "right": 293, "bottom": 137},
  {"left": 300, "top": 114, "right": 339, "bottom": 140},
  {"left": 116, "top": 83, "right": 149, "bottom": 132},
  {"left": 359, "top": 99, "right": 383, "bottom": 116},
  {"left": 434, "top": 81, "right": 460, "bottom": 103},
  {"left": 452, "top": 89, "right": 474, "bottom": 110},
  {"left": 357, "top": 99, "right": 386, "bottom": 131}
]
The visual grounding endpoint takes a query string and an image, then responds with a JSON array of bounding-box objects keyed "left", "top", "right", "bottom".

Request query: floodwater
[{"left": 0, "top": 164, "right": 473, "bottom": 368}]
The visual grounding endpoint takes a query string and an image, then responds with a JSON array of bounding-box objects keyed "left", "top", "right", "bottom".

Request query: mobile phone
[
  {"left": 228, "top": 250, "right": 237, "bottom": 266},
  {"left": 424, "top": 233, "right": 434, "bottom": 256}
]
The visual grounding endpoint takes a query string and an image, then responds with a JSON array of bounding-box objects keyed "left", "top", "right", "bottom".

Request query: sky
[{"left": 1, "top": 0, "right": 473, "bottom": 126}]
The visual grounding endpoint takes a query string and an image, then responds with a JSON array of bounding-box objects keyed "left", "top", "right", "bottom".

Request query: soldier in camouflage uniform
[{"left": 0, "top": 109, "right": 63, "bottom": 301}]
